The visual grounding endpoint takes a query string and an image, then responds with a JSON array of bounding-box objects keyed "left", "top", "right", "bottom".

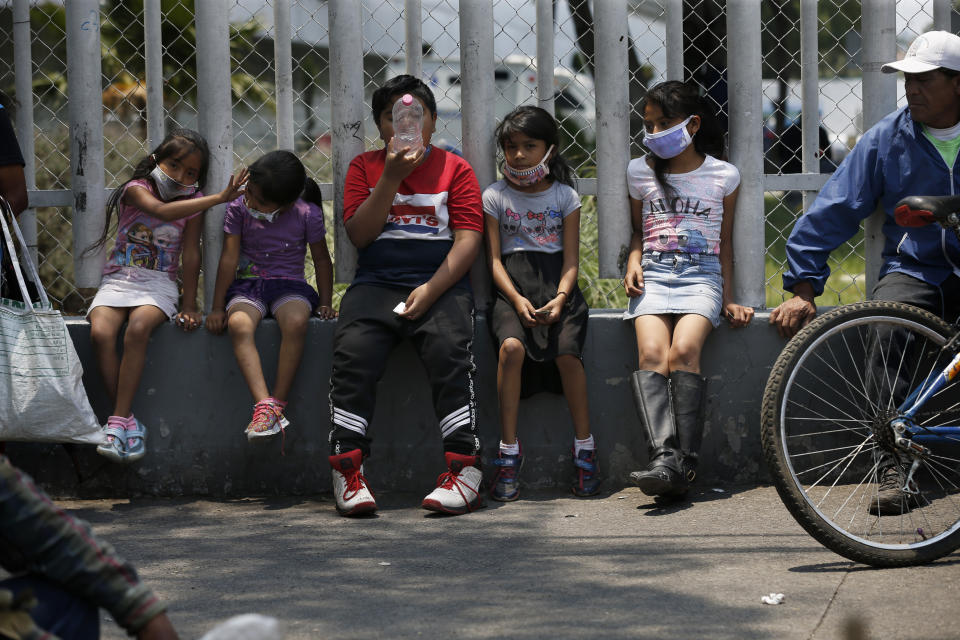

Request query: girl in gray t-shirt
[{"left": 482, "top": 106, "right": 598, "bottom": 501}]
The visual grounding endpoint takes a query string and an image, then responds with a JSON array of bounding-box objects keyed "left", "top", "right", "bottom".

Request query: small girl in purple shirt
[{"left": 206, "top": 150, "right": 336, "bottom": 442}]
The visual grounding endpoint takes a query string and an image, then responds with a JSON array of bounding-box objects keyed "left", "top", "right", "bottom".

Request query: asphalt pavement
[{"left": 58, "top": 484, "right": 960, "bottom": 640}]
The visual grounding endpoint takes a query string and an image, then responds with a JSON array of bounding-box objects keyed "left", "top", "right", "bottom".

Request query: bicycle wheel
[{"left": 762, "top": 300, "right": 960, "bottom": 566}]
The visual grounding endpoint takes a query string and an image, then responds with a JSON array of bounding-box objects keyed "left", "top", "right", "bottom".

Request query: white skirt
[{"left": 87, "top": 267, "right": 179, "bottom": 319}]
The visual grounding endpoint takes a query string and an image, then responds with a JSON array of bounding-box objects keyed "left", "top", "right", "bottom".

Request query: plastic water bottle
[{"left": 391, "top": 93, "right": 424, "bottom": 154}]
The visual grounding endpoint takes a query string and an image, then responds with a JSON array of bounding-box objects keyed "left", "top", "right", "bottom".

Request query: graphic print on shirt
[
  {"left": 380, "top": 192, "right": 452, "bottom": 239},
  {"left": 123, "top": 222, "right": 158, "bottom": 269},
  {"left": 645, "top": 215, "right": 683, "bottom": 252},
  {"left": 154, "top": 224, "right": 180, "bottom": 271},
  {"left": 644, "top": 194, "right": 720, "bottom": 255},
  {"left": 502, "top": 206, "right": 563, "bottom": 248}
]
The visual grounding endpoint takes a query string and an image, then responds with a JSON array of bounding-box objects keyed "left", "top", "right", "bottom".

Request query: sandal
[
  {"left": 124, "top": 416, "right": 148, "bottom": 463},
  {"left": 96, "top": 418, "right": 128, "bottom": 463}
]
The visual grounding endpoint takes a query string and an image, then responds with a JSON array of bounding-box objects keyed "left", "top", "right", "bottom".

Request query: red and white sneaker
[
  {"left": 421, "top": 452, "right": 485, "bottom": 515},
  {"left": 329, "top": 449, "right": 377, "bottom": 517}
]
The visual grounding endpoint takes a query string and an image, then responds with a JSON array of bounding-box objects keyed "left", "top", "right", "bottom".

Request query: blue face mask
[{"left": 643, "top": 116, "right": 695, "bottom": 160}]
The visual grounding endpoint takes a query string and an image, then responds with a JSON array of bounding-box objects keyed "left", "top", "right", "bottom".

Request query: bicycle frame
[{"left": 895, "top": 344, "right": 960, "bottom": 444}]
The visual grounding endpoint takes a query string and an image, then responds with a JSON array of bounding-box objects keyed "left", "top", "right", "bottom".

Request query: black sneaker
[{"left": 868, "top": 460, "right": 920, "bottom": 515}]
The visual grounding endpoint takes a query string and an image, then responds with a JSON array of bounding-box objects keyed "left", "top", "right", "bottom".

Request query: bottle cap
[{"left": 401, "top": 94, "right": 414, "bottom": 106}]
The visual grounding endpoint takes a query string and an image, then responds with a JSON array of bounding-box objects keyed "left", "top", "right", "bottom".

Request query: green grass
[{"left": 764, "top": 193, "right": 866, "bottom": 309}]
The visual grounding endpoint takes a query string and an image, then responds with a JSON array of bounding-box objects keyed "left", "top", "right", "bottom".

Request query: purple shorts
[{"left": 225, "top": 278, "right": 320, "bottom": 317}]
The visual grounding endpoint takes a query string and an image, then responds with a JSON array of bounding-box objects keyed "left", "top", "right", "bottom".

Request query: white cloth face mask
[{"left": 149, "top": 160, "right": 198, "bottom": 201}]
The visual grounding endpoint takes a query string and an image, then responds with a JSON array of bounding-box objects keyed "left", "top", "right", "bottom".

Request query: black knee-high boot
[
  {"left": 628, "top": 370, "right": 685, "bottom": 496},
  {"left": 669, "top": 370, "right": 707, "bottom": 496}
]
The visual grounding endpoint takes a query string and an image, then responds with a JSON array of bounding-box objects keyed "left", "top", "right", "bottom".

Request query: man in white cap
[{"left": 770, "top": 30, "right": 960, "bottom": 513}]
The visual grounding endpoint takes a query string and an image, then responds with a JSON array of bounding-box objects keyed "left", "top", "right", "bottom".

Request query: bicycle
[{"left": 762, "top": 194, "right": 960, "bottom": 567}]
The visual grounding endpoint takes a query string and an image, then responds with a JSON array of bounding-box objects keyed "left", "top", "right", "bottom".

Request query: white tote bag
[{"left": 0, "top": 197, "right": 103, "bottom": 444}]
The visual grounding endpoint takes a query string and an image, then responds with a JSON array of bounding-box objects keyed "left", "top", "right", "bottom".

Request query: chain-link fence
[{"left": 0, "top": 1, "right": 947, "bottom": 314}]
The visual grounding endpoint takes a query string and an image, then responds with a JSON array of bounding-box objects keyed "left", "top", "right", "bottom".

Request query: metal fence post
[
  {"left": 933, "top": 0, "right": 952, "bottom": 31},
  {"left": 196, "top": 1, "right": 233, "bottom": 310},
  {"left": 144, "top": 0, "right": 164, "bottom": 151},
  {"left": 329, "top": 0, "right": 364, "bottom": 283},
  {"left": 12, "top": 0, "right": 37, "bottom": 267},
  {"left": 536, "top": 0, "right": 555, "bottom": 115},
  {"left": 459, "top": 0, "right": 495, "bottom": 307},
  {"left": 66, "top": 0, "right": 106, "bottom": 288},
  {"left": 594, "top": 0, "right": 630, "bottom": 280},
  {"left": 800, "top": 0, "right": 819, "bottom": 213},
  {"left": 665, "top": 0, "right": 684, "bottom": 82},
  {"left": 727, "top": 1, "right": 765, "bottom": 308},
  {"left": 405, "top": 0, "right": 423, "bottom": 79},
  {"left": 274, "top": 0, "right": 295, "bottom": 151},
  {"left": 862, "top": 1, "right": 897, "bottom": 297}
]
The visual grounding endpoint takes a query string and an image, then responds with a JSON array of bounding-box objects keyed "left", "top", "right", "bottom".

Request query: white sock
[
  {"left": 499, "top": 440, "right": 520, "bottom": 456},
  {"left": 574, "top": 435, "right": 595, "bottom": 456}
]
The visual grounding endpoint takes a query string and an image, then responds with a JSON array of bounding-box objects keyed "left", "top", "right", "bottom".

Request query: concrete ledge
[{"left": 5, "top": 311, "right": 785, "bottom": 496}]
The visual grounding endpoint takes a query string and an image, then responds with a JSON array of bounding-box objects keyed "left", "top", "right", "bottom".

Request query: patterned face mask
[
  {"left": 503, "top": 144, "right": 555, "bottom": 187},
  {"left": 244, "top": 194, "right": 280, "bottom": 223},
  {"left": 643, "top": 116, "right": 695, "bottom": 159},
  {"left": 149, "top": 159, "right": 198, "bottom": 202}
]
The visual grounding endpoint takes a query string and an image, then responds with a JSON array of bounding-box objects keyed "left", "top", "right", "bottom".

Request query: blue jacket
[{"left": 783, "top": 106, "right": 960, "bottom": 295}]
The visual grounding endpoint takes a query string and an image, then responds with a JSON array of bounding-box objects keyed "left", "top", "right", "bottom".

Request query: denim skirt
[{"left": 622, "top": 252, "right": 723, "bottom": 327}]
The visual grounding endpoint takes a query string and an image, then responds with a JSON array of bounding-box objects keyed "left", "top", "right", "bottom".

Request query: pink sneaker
[{"left": 245, "top": 398, "right": 290, "bottom": 440}]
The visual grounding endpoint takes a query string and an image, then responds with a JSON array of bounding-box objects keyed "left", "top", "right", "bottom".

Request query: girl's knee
[
  {"left": 89, "top": 322, "right": 117, "bottom": 347},
  {"left": 227, "top": 312, "right": 256, "bottom": 337},
  {"left": 499, "top": 338, "right": 525, "bottom": 364},
  {"left": 668, "top": 342, "right": 702, "bottom": 371},
  {"left": 637, "top": 343, "right": 669, "bottom": 369},
  {"left": 278, "top": 312, "right": 310, "bottom": 337}
]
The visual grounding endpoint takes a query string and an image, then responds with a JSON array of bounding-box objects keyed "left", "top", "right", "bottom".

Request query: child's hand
[
  {"left": 624, "top": 264, "right": 645, "bottom": 297},
  {"left": 723, "top": 301, "right": 754, "bottom": 328},
  {"left": 383, "top": 138, "right": 426, "bottom": 182},
  {"left": 398, "top": 283, "right": 438, "bottom": 321},
  {"left": 533, "top": 296, "right": 565, "bottom": 325},
  {"left": 315, "top": 304, "right": 338, "bottom": 320},
  {"left": 205, "top": 309, "right": 227, "bottom": 334},
  {"left": 174, "top": 310, "right": 202, "bottom": 332},
  {"left": 218, "top": 168, "right": 249, "bottom": 204},
  {"left": 513, "top": 297, "right": 538, "bottom": 328}
]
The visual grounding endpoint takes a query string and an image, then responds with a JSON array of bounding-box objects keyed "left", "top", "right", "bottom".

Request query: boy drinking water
[{"left": 327, "top": 75, "right": 485, "bottom": 516}]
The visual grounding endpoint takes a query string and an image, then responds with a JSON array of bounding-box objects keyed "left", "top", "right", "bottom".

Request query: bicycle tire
[{"left": 762, "top": 300, "right": 960, "bottom": 567}]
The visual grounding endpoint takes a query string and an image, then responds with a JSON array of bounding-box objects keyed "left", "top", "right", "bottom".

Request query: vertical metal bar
[
  {"left": 66, "top": 0, "right": 106, "bottom": 288},
  {"left": 595, "top": 0, "right": 631, "bottom": 279},
  {"left": 460, "top": 0, "right": 495, "bottom": 306},
  {"left": 330, "top": 0, "right": 364, "bottom": 283},
  {"left": 144, "top": 0, "right": 164, "bottom": 150},
  {"left": 405, "top": 0, "right": 423, "bottom": 79},
  {"left": 933, "top": 0, "right": 952, "bottom": 32},
  {"left": 536, "top": 0, "right": 555, "bottom": 115},
  {"left": 800, "top": 0, "right": 819, "bottom": 213},
  {"left": 12, "top": 0, "right": 37, "bottom": 266},
  {"left": 665, "top": 0, "right": 684, "bottom": 81},
  {"left": 196, "top": 1, "right": 234, "bottom": 309},
  {"left": 862, "top": 1, "right": 897, "bottom": 297},
  {"left": 727, "top": 0, "right": 764, "bottom": 308},
  {"left": 274, "top": 0, "right": 295, "bottom": 150}
]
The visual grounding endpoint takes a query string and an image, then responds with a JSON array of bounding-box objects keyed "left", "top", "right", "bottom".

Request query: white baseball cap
[{"left": 882, "top": 30, "right": 960, "bottom": 74}]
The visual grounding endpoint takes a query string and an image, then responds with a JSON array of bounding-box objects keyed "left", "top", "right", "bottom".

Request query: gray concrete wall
[{"left": 5, "top": 311, "right": 785, "bottom": 497}]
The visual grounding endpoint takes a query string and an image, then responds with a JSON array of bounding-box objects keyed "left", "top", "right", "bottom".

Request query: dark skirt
[{"left": 489, "top": 251, "right": 589, "bottom": 398}]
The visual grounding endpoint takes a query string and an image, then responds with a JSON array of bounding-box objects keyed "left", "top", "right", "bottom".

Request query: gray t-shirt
[{"left": 483, "top": 179, "right": 581, "bottom": 254}]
